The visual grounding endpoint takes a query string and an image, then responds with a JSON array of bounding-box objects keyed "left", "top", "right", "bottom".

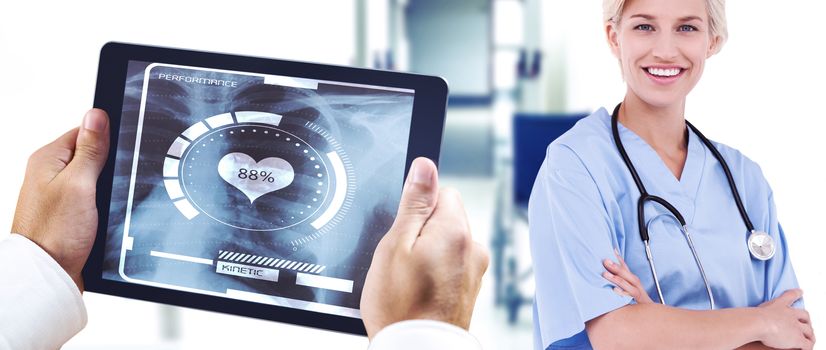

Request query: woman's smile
[{"left": 642, "top": 65, "right": 687, "bottom": 85}]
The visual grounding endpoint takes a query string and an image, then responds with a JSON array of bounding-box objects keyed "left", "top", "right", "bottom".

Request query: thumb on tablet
[
  {"left": 390, "top": 157, "right": 439, "bottom": 245},
  {"left": 68, "top": 108, "right": 110, "bottom": 182}
]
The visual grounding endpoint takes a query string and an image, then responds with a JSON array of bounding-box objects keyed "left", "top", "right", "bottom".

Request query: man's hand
[
  {"left": 360, "top": 157, "right": 489, "bottom": 339},
  {"left": 11, "top": 109, "right": 110, "bottom": 292}
]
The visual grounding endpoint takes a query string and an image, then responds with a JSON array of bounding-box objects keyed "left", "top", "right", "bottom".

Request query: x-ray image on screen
[{"left": 102, "top": 61, "right": 415, "bottom": 317}]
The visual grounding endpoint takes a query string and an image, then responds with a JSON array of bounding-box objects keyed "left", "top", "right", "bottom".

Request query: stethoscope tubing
[
  {"left": 611, "top": 103, "right": 754, "bottom": 236},
  {"left": 684, "top": 121, "right": 755, "bottom": 232},
  {"left": 610, "top": 102, "right": 757, "bottom": 309}
]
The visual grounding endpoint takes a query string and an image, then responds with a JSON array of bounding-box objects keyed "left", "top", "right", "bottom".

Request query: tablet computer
[{"left": 83, "top": 42, "right": 448, "bottom": 335}]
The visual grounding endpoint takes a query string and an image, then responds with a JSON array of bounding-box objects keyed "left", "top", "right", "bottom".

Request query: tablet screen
[{"left": 102, "top": 61, "right": 414, "bottom": 318}]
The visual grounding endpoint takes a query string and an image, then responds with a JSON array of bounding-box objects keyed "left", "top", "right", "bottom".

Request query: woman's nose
[{"left": 652, "top": 33, "right": 679, "bottom": 61}]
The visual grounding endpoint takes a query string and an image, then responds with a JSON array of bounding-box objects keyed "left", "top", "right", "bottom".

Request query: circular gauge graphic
[{"left": 162, "top": 111, "right": 353, "bottom": 237}]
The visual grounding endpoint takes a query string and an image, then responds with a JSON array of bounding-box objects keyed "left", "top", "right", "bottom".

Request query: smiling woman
[
  {"left": 528, "top": 0, "right": 815, "bottom": 349},
  {"left": 605, "top": 0, "right": 721, "bottom": 179}
]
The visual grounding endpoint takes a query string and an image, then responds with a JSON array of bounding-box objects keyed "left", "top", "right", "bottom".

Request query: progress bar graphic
[
  {"left": 146, "top": 248, "right": 352, "bottom": 293},
  {"left": 216, "top": 250, "right": 327, "bottom": 274}
]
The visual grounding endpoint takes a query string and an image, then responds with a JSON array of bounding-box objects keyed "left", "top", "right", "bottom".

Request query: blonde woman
[{"left": 528, "top": 0, "right": 814, "bottom": 349}]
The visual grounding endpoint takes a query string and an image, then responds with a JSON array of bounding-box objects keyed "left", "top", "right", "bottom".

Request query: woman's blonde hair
[{"left": 603, "top": 0, "right": 727, "bottom": 53}]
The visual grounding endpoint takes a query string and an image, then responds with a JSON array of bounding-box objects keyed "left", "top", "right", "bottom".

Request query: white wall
[{"left": 552, "top": 0, "right": 826, "bottom": 335}]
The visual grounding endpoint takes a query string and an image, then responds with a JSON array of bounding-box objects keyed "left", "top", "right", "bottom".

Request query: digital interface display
[{"left": 102, "top": 61, "right": 415, "bottom": 318}]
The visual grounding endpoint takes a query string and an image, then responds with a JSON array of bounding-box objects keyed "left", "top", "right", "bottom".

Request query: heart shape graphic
[{"left": 217, "top": 152, "right": 295, "bottom": 203}]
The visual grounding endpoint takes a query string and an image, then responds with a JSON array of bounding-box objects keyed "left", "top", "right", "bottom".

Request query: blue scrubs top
[{"left": 529, "top": 108, "right": 802, "bottom": 350}]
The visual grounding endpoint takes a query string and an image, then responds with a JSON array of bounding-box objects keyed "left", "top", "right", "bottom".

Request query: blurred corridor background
[{"left": 1, "top": 1, "right": 824, "bottom": 348}]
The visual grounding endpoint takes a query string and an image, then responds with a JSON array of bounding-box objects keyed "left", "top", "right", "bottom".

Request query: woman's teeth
[{"left": 646, "top": 67, "right": 681, "bottom": 77}]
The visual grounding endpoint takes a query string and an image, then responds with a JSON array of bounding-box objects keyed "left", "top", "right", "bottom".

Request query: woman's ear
[
  {"left": 606, "top": 21, "right": 621, "bottom": 58},
  {"left": 706, "top": 34, "right": 721, "bottom": 58}
]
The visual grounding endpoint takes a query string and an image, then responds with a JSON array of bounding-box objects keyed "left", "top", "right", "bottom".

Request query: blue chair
[
  {"left": 513, "top": 113, "right": 586, "bottom": 207},
  {"left": 492, "top": 112, "right": 586, "bottom": 324}
]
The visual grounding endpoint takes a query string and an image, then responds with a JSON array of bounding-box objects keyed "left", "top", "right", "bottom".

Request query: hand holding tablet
[
  {"left": 11, "top": 109, "right": 111, "bottom": 292},
  {"left": 76, "top": 42, "right": 457, "bottom": 335},
  {"left": 8, "top": 108, "right": 488, "bottom": 348},
  {"left": 362, "top": 158, "right": 488, "bottom": 338}
]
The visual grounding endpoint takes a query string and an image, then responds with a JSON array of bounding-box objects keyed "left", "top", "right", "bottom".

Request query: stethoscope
[{"left": 610, "top": 103, "right": 776, "bottom": 309}]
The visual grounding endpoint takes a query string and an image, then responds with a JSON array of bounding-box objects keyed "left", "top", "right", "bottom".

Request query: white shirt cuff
[
  {"left": 0, "top": 233, "right": 87, "bottom": 350},
  {"left": 368, "top": 320, "right": 481, "bottom": 350}
]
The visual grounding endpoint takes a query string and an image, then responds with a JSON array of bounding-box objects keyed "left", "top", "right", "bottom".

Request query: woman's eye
[
  {"left": 678, "top": 25, "right": 698, "bottom": 32},
  {"left": 634, "top": 24, "right": 654, "bottom": 31}
]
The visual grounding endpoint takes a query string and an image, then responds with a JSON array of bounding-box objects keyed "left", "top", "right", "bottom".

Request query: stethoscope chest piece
[{"left": 747, "top": 230, "right": 776, "bottom": 261}]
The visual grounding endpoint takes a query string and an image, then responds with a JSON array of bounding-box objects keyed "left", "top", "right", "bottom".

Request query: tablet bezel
[{"left": 82, "top": 42, "right": 448, "bottom": 335}]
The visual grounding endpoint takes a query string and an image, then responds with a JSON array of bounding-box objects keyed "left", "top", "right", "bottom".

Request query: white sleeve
[
  {"left": 0, "top": 233, "right": 87, "bottom": 350},
  {"left": 368, "top": 320, "right": 482, "bottom": 350}
]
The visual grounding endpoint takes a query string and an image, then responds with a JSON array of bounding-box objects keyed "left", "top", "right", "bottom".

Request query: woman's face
[{"left": 606, "top": 0, "right": 720, "bottom": 109}]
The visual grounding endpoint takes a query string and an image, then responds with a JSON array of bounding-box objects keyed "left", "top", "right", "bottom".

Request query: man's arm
[
  {"left": 368, "top": 320, "right": 481, "bottom": 350},
  {"left": 1, "top": 109, "right": 109, "bottom": 349},
  {"left": 0, "top": 234, "right": 87, "bottom": 349}
]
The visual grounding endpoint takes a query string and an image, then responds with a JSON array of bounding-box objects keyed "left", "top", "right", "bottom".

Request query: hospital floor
[{"left": 63, "top": 176, "right": 534, "bottom": 350}]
